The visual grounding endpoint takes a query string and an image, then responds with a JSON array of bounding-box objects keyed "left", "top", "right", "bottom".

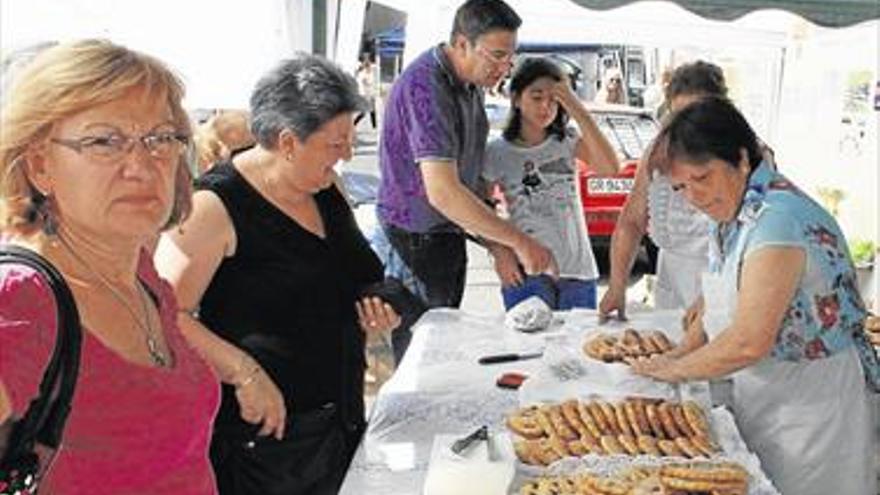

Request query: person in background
[
  {"left": 154, "top": 53, "right": 400, "bottom": 495},
  {"left": 599, "top": 61, "right": 727, "bottom": 319},
  {"left": 482, "top": 57, "right": 619, "bottom": 310},
  {"left": 193, "top": 109, "right": 255, "bottom": 173},
  {"left": 0, "top": 39, "right": 219, "bottom": 494},
  {"left": 354, "top": 55, "right": 378, "bottom": 130},
  {"left": 372, "top": 0, "right": 556, "bottom": 361},
  {"left": 594, "top": 68, "right": 627, "bottom": 105},
  {"left": 631, "top": 96, "right": 878, "bottom": 495}
]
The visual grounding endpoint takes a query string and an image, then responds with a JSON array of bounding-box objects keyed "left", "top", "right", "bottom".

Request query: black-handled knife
[{"left": 478, "top": 351, "right": 543, "bottom": 365}]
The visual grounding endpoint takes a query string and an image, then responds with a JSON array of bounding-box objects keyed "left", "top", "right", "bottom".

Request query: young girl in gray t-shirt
[{"left": 482, "top": 57, "right": 620, "bottom": 310}]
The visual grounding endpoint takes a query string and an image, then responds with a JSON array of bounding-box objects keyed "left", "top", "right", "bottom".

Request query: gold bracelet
[{"left": 232, "top": 354, "right": 261, "bottom": 388}]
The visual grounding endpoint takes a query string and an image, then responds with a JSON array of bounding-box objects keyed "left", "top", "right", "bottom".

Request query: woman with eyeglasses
[
  {"left": 154, "top": 53, "right": 400, "bottom": 495},
  {"left": 0, "top": 39, "right": 220, "bottom": 493}
]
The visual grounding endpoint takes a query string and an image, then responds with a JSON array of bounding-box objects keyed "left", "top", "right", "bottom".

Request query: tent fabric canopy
[{"left": 565, "top": 0, "right": 880, "bottom": 27}]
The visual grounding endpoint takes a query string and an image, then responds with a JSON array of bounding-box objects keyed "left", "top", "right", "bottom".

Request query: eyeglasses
[
  {"left": 475, "top": 44, "right": 517, "bottom": 66},
  {"left": 50, "top": 131, "right": 189, "bottom": 161}
]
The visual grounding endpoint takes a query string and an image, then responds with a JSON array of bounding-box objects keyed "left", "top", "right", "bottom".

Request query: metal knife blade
[{"left": 478, "top": 351, "right": 543, "bottom": 365}]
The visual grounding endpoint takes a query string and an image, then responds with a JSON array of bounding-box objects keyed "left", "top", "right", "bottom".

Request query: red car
[{"left": 577, "top": 103, "right": 659, "bottom": 271}]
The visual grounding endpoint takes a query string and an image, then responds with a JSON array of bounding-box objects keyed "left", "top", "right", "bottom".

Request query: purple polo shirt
[{"left": 377, "top": 45, "right": 489, "bottom": 233}]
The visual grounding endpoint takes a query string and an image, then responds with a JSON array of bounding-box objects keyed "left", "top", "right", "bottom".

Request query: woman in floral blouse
[{"left": 631, "top": 96, "right": 878, "bottom": 495}]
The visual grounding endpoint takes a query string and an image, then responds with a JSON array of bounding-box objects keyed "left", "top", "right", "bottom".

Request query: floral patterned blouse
[{"left": 709, "top": 161, "right": 879, "bottom": 385}]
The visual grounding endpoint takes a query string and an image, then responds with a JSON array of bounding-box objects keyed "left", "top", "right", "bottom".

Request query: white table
[{"left": 340, "top": 308, "right": 714, "bottom": 494}]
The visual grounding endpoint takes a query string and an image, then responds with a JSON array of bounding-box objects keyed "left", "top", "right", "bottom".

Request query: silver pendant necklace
[{"left": 57, "top": 235, "right": 169, "bottom": 367}]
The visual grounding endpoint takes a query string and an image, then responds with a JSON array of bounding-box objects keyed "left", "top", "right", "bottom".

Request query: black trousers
[
  {"left": 382, "top": 223, "right": 467, "bottom": 361},
  {"left": 211, "top": 403, "right": 364, "bottom": 495}
]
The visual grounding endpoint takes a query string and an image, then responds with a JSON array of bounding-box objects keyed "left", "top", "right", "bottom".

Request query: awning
[{"left": 565, "top": 0, "right": 880, "bottom": 27}]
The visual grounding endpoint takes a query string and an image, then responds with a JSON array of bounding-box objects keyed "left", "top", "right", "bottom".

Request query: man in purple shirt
[{"left": 374, "top": 0, "right": 556, "bottom": 359}]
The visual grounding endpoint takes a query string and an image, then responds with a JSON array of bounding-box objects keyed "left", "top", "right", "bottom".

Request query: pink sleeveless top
[{"left": 0, "top": 250, "right": 220, "bottom": 494}]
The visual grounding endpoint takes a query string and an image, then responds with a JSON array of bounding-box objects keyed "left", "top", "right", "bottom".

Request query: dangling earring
[{"left": 32, "top": 190, "right": 58, "bottom": 236}]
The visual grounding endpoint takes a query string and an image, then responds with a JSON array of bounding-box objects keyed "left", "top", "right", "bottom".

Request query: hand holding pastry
[{"left": 628, "top": 353, "right": 683, "bottom": 383}]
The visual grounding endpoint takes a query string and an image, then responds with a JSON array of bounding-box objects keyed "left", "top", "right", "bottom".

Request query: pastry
[
  {"left": 648, "top": 330, "right": 674, "bottom": 353},
  {"left": 547, "top": 405, "right": 578, "bottom": 440},
  {"left": 659, "top": 462, "right": 748, "bottom": 483},
  {"left": 690, "top": 435, "right": 718, "bottom": 457},
  {"left": 644, "top": 402, "right": 667, "bottom": 439},
  {"left": 567, "top": 438, "right": 588, "bottom": 457},
  {"left": 597, "top": 400, "right": 621, "bottom": 434},
  {"left": 656, "top": 439, "right": 684, "bottom": 457},
  {"left": 668, "top": 403, "right": 696, "bottom": 438},
  {"left": 507, "top": 407, "right": 546, "bottom": 439},
  {"left": 600, "top": 434, "right": 626, "bottom": 455},
  {"left": 613, "top": 402, "right": 634, "bottom": 436},
  {"left": 656, "top": 402, "right": 682, "bottom": 439},
  {"left": 674, "top": 436, "right": 703, "bottom": 458},
  {"left": 577, "top": 401, "right": 604, "bottom": 439},
  {"left": 617, "top": 434, "right": 641, "bottom": 456},
  {"left": 588, "top": 401, "right": 613, "bottom": 435},
  {"left": 580, "top": 434, "right": 604, "bottom": 455},
  {"left": 639, "top": 332, "right": 661, "bottom": 355},
  {"left": 589, "top": 477, "right": 632, "bottom": 495},
  {"left": 560, "top": 400, "right": 590, "bottom": 438},
  {"left": 682, "top": 401, "right": 710, "bottom": 438},
  {"left": 624, "top": 399, "right": 646, "bottom": 436},
  {"left": 636, "top": 434, "right": 662, "bottom": 456},
  {"left": 661, "top": 477, "right": 747, "bottom": 494},
  {"left": 631, "top": 399, "right": 652, "bottom": 436},
  {"left": 621, "top": 328, "right": 645, "bottom": 356}
]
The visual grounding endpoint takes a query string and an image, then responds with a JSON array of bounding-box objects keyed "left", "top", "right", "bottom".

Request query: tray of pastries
[
  {"left": 518, "top": 461, "right": 749, "bottom": 495},
  {"left": 865, "top": 314, "right": 880, "bottom": 347},
  {"left": 507, "top": 398, "right": 718, "bottom": 467},
  {"left": 583, "top": 329, "right": 675, "bottom": 363}
]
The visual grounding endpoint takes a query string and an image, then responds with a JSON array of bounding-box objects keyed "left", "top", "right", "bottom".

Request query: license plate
[{"left": 587, "top": 177, "right": 634, "bottom": 194}]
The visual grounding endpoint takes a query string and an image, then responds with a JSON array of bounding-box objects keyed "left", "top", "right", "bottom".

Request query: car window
[{"left": 594, "top": 113, "right": 657, "bottom": 160}]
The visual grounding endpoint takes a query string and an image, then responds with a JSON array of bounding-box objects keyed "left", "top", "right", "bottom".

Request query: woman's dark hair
[
  {"left": 450, "top": 0, "right": 522, "bottom": 44},
  {"left": 250, "top": 53, "right": 364, "bottom": 148},
  {"left": 503, "top": 57, "right": 568, "bottom": 142},
  {"left": 665, "top": 60, "right": 728, "bottom": 101},
  {"left": 648, "top": 96, "right": 762, "bottom": 175}
]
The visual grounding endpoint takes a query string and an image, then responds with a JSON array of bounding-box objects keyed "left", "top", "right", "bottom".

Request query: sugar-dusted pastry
[
  {"left": 580, "top": 434, "right": 604, "bottom": 455},
  {"left": 661, "top": 477, "right": 747, "bottom": 494},
  {"left": 620, "top": 328, "right": 645, "bottom": 356},
  {"left": 660, "top": 462, "right": 748, "bottom": 483},
  {"left": 506, "top": 406, "right": 545, "bottom": 439}
]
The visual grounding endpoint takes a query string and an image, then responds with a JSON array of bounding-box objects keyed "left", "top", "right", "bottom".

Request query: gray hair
[{"left": 249, "top": 53, "right": 365, "bottom": 148}]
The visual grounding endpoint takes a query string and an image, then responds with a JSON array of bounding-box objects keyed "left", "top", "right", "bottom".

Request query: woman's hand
[
  {"left": 628, "top": 354, "right": 683, "bottom": 383},
  {"left": 490, "top": 245, "right": 523, "bottom": 287},
  {"left": 356, "top": 296, "right": 401, "bottom": 333},
  {"left": 233, "top": 358, "right": 287, "bottom": 440}
]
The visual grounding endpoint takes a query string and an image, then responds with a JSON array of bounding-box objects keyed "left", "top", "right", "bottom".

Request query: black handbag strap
[{"left": 0, "top": 245, "right": 82, "bottom": 461}]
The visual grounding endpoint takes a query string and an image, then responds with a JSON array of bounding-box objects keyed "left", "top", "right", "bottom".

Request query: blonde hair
[
  {"left": 0, "top": 38, "right": 193, "bottom": 236},
  {"left": 193, "top": 109, "right": 253, "bottom": 172}
]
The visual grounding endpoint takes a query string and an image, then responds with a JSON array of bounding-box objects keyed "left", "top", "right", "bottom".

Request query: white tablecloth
[{"left": 339, "top": 308, "right": 778, "bottom": 495}]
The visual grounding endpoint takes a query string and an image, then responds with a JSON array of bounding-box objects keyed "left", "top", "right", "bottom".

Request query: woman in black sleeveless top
[{"left": 154, "top": 54, "right": 400, "bottom": 495}]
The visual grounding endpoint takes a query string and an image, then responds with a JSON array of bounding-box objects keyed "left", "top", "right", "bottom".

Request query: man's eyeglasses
[
  {"left": 475, "top": 44, "right": 517, "bottom": 66},
  {"left": 51, "top": 131, "right": 189, "bottom": 162}
]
